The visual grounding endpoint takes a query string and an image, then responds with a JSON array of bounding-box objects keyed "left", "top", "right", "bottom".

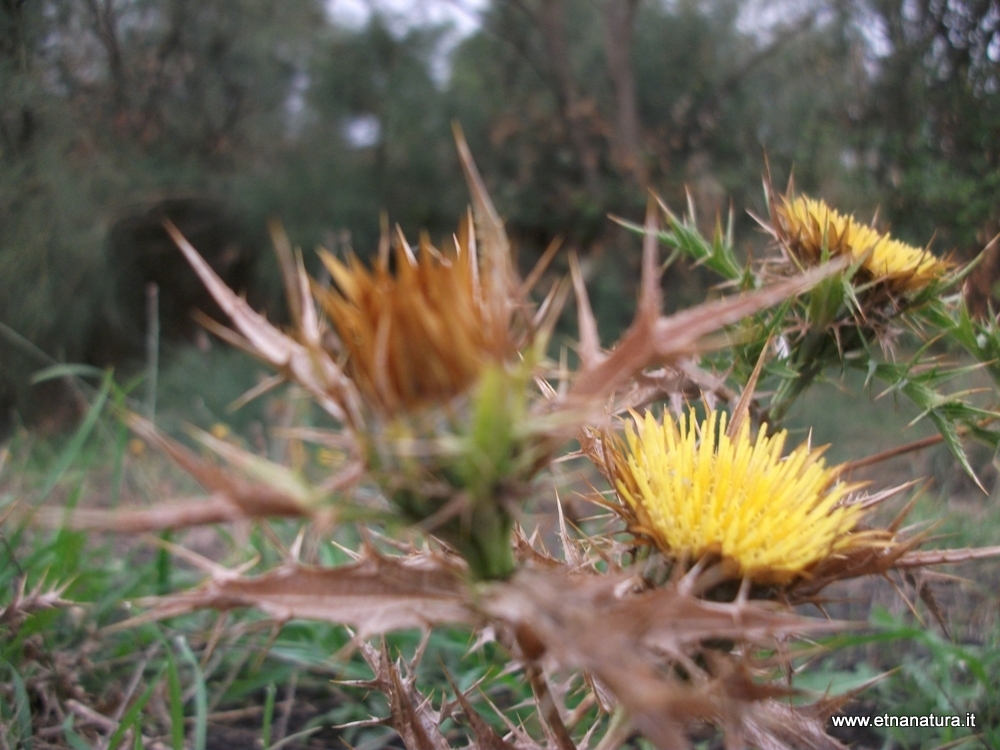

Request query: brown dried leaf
[
  {"left": 269, "top": 221, "right": 323, "bottom": 348},
  {"left": 727, "top": 338, "right": 768, "bottom": 440},
  {"left": 567, "top": 203, "right": 660, "bottom": 401},
  {"left": 270, "top": 220, "right": 304, "bottom": 332},
  {"left": 123, "top": 413, "right": 313, "bottom": 520},
  {"left": 484, "top": 568, "right": 839, "bottom": 750},
  {"left": 742, "top": 699, "right": 850, "bottom": 750},
  {"left": 650, "top": 260, "right": 848, "bottom": 359},
  {"left": 521, "top": 658, "right": 576, "bottom": 750},
  {"left": 443, "top": 672, "right": 525, "bottom": 750},
  {"left": 453, "top": 124, "right": 516, "bottom": 350},
  {"left": 521, "top": 237, "right": 563, "bottom": 298},
  {"left": 894, "top": 544, "right": 1000, "bottom": 568},
  {"left": 48, "top": 493, "right": 266, "bottom": 532},
  {"left": 638, "top": 196, "right": 663, "bottom": 321},
  {"left": 166, "top": 220, "right": 294, "bottom": 363},
  {"left": 569, "top": 253, "right": 603, "bottom": 370},
  {"left": 569, "top": 257, "right": 847, "bottom": 401},
  {"left": 360, "top": 640, "right": 451, "bottom": 750},
  {"left": 165, "top": 220, "right": 360, "bottom": 425},
  {"left": 120, "top": 552, "right": 475, "bottom": 636},
  {"left": 187, "top": 424, "right": 347, "bottom": 508},
  {"left": 790, "top": 535, "right": 1000, "bottom": 600},
  {"left": 0, "top": 577, "right": 71, "bottom": 627}
]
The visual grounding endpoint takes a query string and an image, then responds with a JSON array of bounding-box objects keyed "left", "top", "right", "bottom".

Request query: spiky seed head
[
  {"left": 774, "top": 195, "right": 948, "bottom": 293},
  {"left": 608, "top": 409, "right": 888, "bottom": 584},
  {"left": 315, "top": 218, "right": 507, "bottom": 416}
]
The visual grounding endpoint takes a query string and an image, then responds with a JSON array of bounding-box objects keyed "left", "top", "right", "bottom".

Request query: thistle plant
[
  {"left": 622, "top": 176, "right": 1000, "bottom": 485},
  {"left": 310, "top": 209, "right": 530, "bottom": 580},
  {"left": 56, "top": 135, "right": 1000, "bottom": 749}
]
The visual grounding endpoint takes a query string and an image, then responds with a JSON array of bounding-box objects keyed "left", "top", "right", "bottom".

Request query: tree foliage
[{"left": 1, "top": 0, "right": 999, "bottom": 430}]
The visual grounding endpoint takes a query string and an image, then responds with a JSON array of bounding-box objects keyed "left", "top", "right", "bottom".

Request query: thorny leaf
[
  {"left": 0, "top": 577, "right": 71, "bottom": 628},
  {"left": 126, "top": 412, "right": 311, "bottom": 518},
  {"left": 454, "top": 124, "right": 516, "bottom": 352},
  {"left": 786, "top": 534, "right": 1000, "bottom": 601},
  {"left": 55, "top": 493, "right": 290, "bottom": 532},
  {"left": 268, "top": 220, "right": 322, "bottom": 346},
  {"left": 443, "top": 671, "right": 529, "bottom": 750},
  {"left": 117, "top": 551, "right": 857, "bottom": 749},
  {"left": 118, "top": 551, "right": 475, "bottom": 637},
  {"left": 864, "top": 356, "right": 1000, "bottom": 489},
  {"left": 46, "top": 413, "right": 365, "bottom": 532},
  {"left": 568, "top": 253, "right": 602, "bottom": 370},
  {"left": 482, "top": 568, "right": 841, "bottom": 750},
  {"left": 614, "top": 193, "right": 745, "bottom": 283},
  {"left": 187, "top": 423, "right": 333, "bottom": 509},
  {"left": 894, "top": 545, "right": 1000, "bottom": 568},
  {"left": 355, "top": 640, "right": 452, "bottom": 750}
]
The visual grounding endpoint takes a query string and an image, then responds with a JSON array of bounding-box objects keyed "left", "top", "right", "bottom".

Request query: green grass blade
[
  {"left": 269, "top": 726, "right": 322, "bottom": 749},
  {"left": 262, "top": 682, "right": 277, "bottom": 747},
  {"left": 61, "top": 715, "right": 95, "bottom": 750},
  {"left": 37, "top": 373, "right": 112, "bottom": 503},
  {"left": 31, "top": 364, "right": 106, "bottom": 383},
  {"left": 177, "top": 636, "right": 208, "bottom": 750},
  {"left": 156, "top": 530, "right": 173, "bottom": 595},
  {"left": 110, "top": 418, "right": 128, "bottom": 507},
  {"left": 164, "top": 639, "right": 185, "bottom": 750},
  {"left": 106, "top": 669, "right": 161, "bottom": 750},
  {"left": 2, "top": 659, "right": 34, "bottom": 749}
]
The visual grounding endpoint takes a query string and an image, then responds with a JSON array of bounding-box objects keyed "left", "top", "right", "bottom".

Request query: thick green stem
[
  {"left": 391, "top": 487, "right": 516, "bottom": 581},
  {"left": 769, "top": 329, "right": 831, "bottom": 427}
]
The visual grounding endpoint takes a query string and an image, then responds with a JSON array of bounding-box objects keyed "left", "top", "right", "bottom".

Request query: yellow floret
[{"left": 612, "top": 409, "right": 873, "bottom": 583}]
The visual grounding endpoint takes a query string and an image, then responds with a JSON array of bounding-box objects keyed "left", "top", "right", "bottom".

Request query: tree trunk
[
  {"left": 603, "top": 0, "right": 646, "bottom": 186},
  {"left": 535, "top": 0, "right": 601, "bottom": 197}
]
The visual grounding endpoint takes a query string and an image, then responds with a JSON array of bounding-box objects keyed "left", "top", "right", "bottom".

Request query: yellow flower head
[
  {"left": 775, "top": 195, "right": 947, "bottom": 292},
  {"left": 610, "top": 409, "right": 876, "bottom": 583},
  {"left": 315, "top": 217, "right": 509, "bottom": 416}
]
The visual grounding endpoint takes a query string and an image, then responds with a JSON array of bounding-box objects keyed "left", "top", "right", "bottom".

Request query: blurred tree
[
  {"left": 0, "top": 0, "right": 323, "bottom": 430},
  {"left": 845, "top": 0, "right": 1000, "bottom": 253},
  {"left": 447, "top": 1, "right": 862, "bottom": 230},
  {"left": 443, "top": 0, "right": 870, "bottom": 324},
  {"left": 3, "top": 0, "right": 1000, "bottom": 434},
  {"left": 306, "top": 15, "right": 467, "bottom": 248}
]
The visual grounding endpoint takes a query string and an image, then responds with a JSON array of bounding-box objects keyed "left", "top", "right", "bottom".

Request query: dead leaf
[
  {"left": 119, "top": 552, "right": 475, "bottom": 637},
  {"left": 482, "top": 568, "right": 840, "bottom": 750}
]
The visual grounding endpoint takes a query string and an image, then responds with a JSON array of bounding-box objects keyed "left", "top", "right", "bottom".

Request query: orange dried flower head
[{"left": 315, "top": 218, "right": 510, "bottom": 416}]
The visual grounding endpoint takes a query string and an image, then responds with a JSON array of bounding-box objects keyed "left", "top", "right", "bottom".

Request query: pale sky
[
  {"left": 326, "top": 0, "right": 485, "bottom": 37},
  {"left": 326, "top": 0, "right": 487, "bottom": 83}
]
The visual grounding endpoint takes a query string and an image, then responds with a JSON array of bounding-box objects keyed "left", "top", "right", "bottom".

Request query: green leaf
[{"left": 929, "top": 410, "right": 985, "bottom": 492}]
